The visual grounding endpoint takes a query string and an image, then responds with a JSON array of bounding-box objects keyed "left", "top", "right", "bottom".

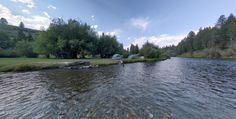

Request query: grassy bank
[
  {"left": 0, "top": 58, "right": 167, "bottom": 72},
  {"left": 179, "top": 48, "right": 236, "bottom": 59},
  {"left": 0, "top": 58, "right": 118, "bottom": 72}
]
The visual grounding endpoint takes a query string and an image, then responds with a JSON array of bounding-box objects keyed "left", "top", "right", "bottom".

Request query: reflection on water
[{"left": 0, "top": 57, "right": 236, "bottom": 119}]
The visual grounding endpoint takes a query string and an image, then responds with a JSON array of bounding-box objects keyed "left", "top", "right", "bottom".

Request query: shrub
[
  {"left": 15, "top": 40, "right": 37, "bottom": 58},
  {"left": 208, "top": 48, "right": 221, "bottom": 58},
  {"left": 220, "top": 49, "right": 234, "bottom": 57},
  {"left": 159, "top": 53, "right": 170, "bottom": 59},
  {"left": 140, "top": 42, "right": 161, "bottom": 59}
]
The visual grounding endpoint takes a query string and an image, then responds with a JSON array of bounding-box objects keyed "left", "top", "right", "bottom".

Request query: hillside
[
  {"left": 175, "top": 14, "right": 236, "bottom": 58},
  {"left": 0, "top": 24, "right": 40, "bottom": 39}
]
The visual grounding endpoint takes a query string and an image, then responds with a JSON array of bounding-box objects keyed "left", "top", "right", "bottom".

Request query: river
[{"left": 0, "top": 57, "right": 236, "bottom": 119}]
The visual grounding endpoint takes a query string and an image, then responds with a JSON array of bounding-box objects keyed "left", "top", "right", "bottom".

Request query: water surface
[{"left": 0, "top": 58, "right": 236, "bottom": 119}]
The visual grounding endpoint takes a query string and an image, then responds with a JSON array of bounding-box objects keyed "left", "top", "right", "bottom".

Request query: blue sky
[{"left": 1, "top": 0, "right": 236, "bottom": 48}]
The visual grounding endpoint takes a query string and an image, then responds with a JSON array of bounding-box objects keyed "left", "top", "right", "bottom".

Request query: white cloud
[
  {"left": 91, "top": 15, "right": 95, "bottom": 21},
  {"left": 48, "top": 5, "right": 56, "bottom": 10},
  {"left": 130, "top": 17, "right": 150, "bottom": 30},
  {"left": 0, "top": 4, "right": 51, "bottom": 30},
  {"left": 91, "top": 25, "right": 98, "bottom": 29},
  {"left": 27, "top": 4, "right": 34, "bottom": 8},
  {"left": 21, "top": 9, "right": 30, "bottom": 14},
  {"left": 11, "top": 0, "right": 35, "bottom": 8},
  {"left": 130, "top": 34, "right": 186, "bottom": 48},
  {"left": 43, "top": 11, "right": 50, "bottom": 18}
]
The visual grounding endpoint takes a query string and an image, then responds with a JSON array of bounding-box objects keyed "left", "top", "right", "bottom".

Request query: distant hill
[{"left": 0, "top": 24, "right": 40, "bottom": 39}]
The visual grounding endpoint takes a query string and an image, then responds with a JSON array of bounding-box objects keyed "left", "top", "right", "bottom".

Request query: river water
[{"left": 0, "top": 57, "right": 236, "bottom": 119}]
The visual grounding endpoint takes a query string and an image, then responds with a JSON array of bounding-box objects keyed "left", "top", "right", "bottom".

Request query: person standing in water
[{"left": 119, "top": 60, "right": 124, "bottom": 67}]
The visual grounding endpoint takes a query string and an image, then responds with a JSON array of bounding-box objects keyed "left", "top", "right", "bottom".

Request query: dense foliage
[
  {"left": 97, "top": 34, "right": 123, "bottom": 58},
  {"left": 0, "top": 31, "right": 11, "bottom": 49},
  {"left": 33, "top": 18, "right": 123, "bottom": 58},
  {"left": 161, "top": 45, "right": 177, "bottom": 57},
  {"left": 0, "top": 17, "right": 167, "bottom": 59},
  {"left": 0, "top": 18, "right": 8, "bottom": 25},
  {"left": 129, "top": 44, "right": 139, "bottom": 54},
  {"left": 140, "top": 42, "right": 161, "bottom": 58},
  {"left": 176, "top": 14, "right": 236, "bottom": 57},
  {"left": 0, "top": 18, "right": 124, "bottom": 59}
]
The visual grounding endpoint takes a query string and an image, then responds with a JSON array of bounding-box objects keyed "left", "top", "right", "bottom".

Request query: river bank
[
  {"left": 0, "top": 58, "right": 167, "bottom": 72},
  {"left": 1, "top": 57, "right": 235, "bottom": 118},
  {"left": 179, "top": 48, "right": 236, "bottom": 59}
]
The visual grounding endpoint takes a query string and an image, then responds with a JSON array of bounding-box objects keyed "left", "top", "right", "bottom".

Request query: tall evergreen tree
[
  {"left": 176, "top": 14, "right": 236, "bottom": 55},
  {"left": 17, "top": 22, "right": 26, "bottom": 41},
  {"left": 19, "top": 22, "right": 25, "bottom": 29},
  {"left": 216, "top": 15, "right": 226, "bottom": 28}
]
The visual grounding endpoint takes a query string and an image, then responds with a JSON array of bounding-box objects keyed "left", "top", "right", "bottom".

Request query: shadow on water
[{"left": 0, "top": 57, "right": 236, "bottom": 119}]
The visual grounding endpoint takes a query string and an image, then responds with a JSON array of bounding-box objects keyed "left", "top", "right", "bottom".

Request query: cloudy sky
[{"left": 1, "top": 0, "right": 236, "bottom": 48}]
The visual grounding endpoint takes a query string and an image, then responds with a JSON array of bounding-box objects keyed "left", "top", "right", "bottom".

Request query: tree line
[
  {"left": 0, "top": 18, "right": 166, "bottom": 59},
  {"left": 0, "top": 18, "right": 124, "bottom": 58},
  {"left": 33, "top": 18, "right": 124, "bottom": 58},
  {"left": 176, "top": 14, "right": 236, "bottom": 57}
]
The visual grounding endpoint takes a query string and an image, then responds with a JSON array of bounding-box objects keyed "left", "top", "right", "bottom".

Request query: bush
[
  {"left": 159, "top": 53, "right": 170, "bottom": 59},
  {"left": 122, "top": 51, "right": 129, "bottom": 58},
  {"left": 208, "top": 48, "right": 221, "bottom": 58},
  {"left": 140, "top": 42, "right": 161, "bottom": 59},
  {"left": 220, "top": 48, "right": 234, "bottom": 57},
  {"left": 15, "top": 40, "right": 37, "bottom": 58},
  {"left": 193, "top": 50, "right": 208, "bottom": 58}
]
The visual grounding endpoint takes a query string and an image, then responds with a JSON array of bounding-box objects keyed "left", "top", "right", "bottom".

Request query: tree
[
  {"left": 0, "top": 32, "right": 10, "bottom": 49},
  {"left": 225, "top": 14, "right": 236, "bottom": 45},
  {"left": 134, "top": 44, "right": 139, "bottom": 54},
  {"left": 27, "top": 33, "right": 33, "bottom": 41},
  {"left": 185, "top": 31, "right": 195, "bottom": 52},
  {"left": 130, "top": 44, "right": 135, "bottom": 54},
  {"left": 16, "top": 22, "right": 26, "bottom": 41},
  {"left": 140, "top": 42, "right": 161, "bottom": 59},
  {"left": 129, "top": 44, "right": 139, "bottom": 54},
  {"left": 216, "top": 15, "right": 226, "bottom": 28},
  {"left": 0, "top": 18, "right": 8, "bottom": 25},
  {"left": 176, "top": 14, "right": 236, "bottom": 56},
  {"left": 34, "top": 18, "right": 100, "bottom": 58},
  {"left": 161, "top": 45, "right": 177, "bottom": 57},
  {"left": 33, "top": 32, "right": 52, "bottom": 57},
  {"left": 130, "top": 44, "right": 139, "bottom": 54},
  {"left": 19, "top": 22, "right": 25, "bottom": 29},
  {"left": 15, "top": 40, "right": 36, "bottom": 57},
  {"left": 33, "top": 18, "right": 125, "bottom": 59},
  {"left": 97, "top": 34, "right": 123, "bottom": 58},
  {"left": 225, "top": 14, "right": 236, "bottom": 25}
]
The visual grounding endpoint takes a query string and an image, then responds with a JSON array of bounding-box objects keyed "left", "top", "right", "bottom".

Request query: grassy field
[{"left": 0, "top": 58, "right": 119, "bottom": 72}]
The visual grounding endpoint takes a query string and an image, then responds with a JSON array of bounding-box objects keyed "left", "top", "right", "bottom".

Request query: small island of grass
[{"left": 0, "top": 58, "right": 168, "bottom": 72}]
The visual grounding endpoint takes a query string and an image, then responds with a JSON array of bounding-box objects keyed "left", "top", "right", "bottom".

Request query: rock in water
[{"left": 148, "top": 113, "right": 153, "bottom": 118}]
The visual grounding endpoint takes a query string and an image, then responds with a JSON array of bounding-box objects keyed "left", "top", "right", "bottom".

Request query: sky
[{"left": 1, "top": 0, "right": 236, "bottom": 48}]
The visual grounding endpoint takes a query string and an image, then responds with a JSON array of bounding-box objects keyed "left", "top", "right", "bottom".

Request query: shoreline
[
  {"left": 0, "top": 58, "right": 167, "bottom": 72},
  {"left": 179, "top": 49, "right": 236, "bottom": 59},
  {"left": 178, "top": 55, "right": 236, "bottom": 60}
]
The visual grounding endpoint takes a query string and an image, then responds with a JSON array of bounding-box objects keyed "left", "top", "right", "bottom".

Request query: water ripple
[{"left": 0, "top": 58, "right": 236, "bottom": 119}]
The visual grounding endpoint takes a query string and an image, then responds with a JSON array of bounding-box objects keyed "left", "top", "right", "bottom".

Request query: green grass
[
  {"left": 80, "top": 59, "right": 118, "bottom": 65},
  {"left": 0, "top": 58, "right": 78, "bottom": 72},
  {"left": 0, "top": 58, "right": 167, "bottom": 72},
  {"left": 0, "top": 58, "right": 120, "bottom": 72}
]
